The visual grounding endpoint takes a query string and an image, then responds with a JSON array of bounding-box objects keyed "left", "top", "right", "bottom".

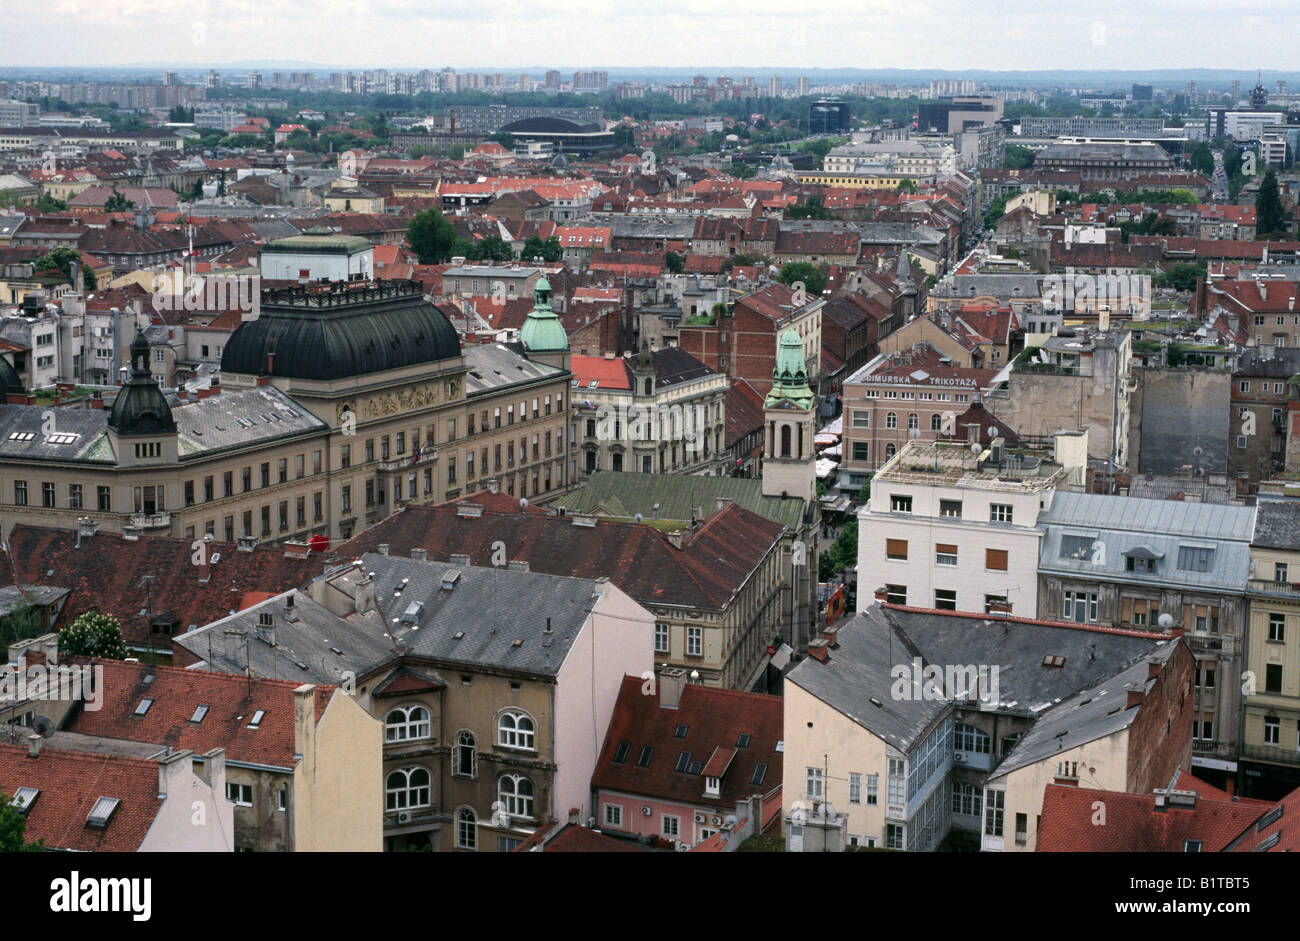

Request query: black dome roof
[
  {"left": 222, "top": 283, "right": 461, "bottom": 381},
  {"left": 501, "top": 116, "right": 598, "bottom": 133},
  {"left": 109, "top": 333, "right": 176, "bottom": 436}
]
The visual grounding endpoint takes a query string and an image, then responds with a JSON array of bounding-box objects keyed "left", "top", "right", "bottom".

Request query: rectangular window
[
  {"left": 69, "top": 484, "right": 82, "bottom": 509},
  {"left": 295, "top": 454, "right": 304, "bottom": 479},
  {"left": 1062, "top": 591, "right": 1098, "bottom": 623},
  {"left": 865, "top": 774, "right": 878, "bottom": 805},
  {"left": 886, "top": 538, "right": 908, "bottom": 560},
  {"left": 890, "top": 494, "right": 912, "bottom": 513},
  {"left": 1176, "top": 545, "right": 1215, "bottom": 573},
  {"left": 1266, "top": 664, "right": 1282, "bottom": 694},
  {"left": 1059, "top": 534, "right": 1096, "bottom": 560},
  {"left": 852, "top": 441, "right": 869, "bottom": 462},
  {"left": 851, "top": 410, "right": 870, "bottom": 428},
  {"left": 261, "top": 463, "right": 270, "bottom": 487},
  {"left": 278, "top": 459, "right": 288, "bottom": 483},
  {"left": 686, "top": 625, "right": 702, "bottom": 657},
  {"left": 603, "top": 804, "right": 622, "bottom": 828},
  {"left": 984, "top": 789, "right": 1004, "bottom": 837},
  {"left": 13, "top": 481, "right": 26, "bottom": 506},
  {"left": 279, "top": 501, "right": 288, "bottom": 532},
  {"left": 848, "top": 773, "right": 862, "bottom": 804},
  {"left": 98, "top": 486, "right": 111, "bottom": 511},
  {"left": 986, "top": 548, "right": 1009, "bottom": 571},
  {"left": 885, "top": 584, "right": 906, "bottom": 605},
  {"left": 935, "top": 544, "right": 958, "bottom": 566},
  {"left": 939, "top": 499, "right": 962, "bottom": 519},
  {"left": 1269, "top": 613, "right": 1286, "bottom": 642},
  {"left": 204, "top": 476, "right": 213, "bottom": 502},
  {"left": 41, "top": 482, "right": 55, "bottom": 508},
  {"left": 806, "top": 767, "right": 824, "bottom": 800},
  {"left": 226, "top": 783, "right": 253, "bottom": 807},
  {"left": 340, "top": 444, "right": 351, "bottom": 469},
  {"left": 185, "top": 480, "right": 195, "bottom": 506},
  {"left": 662, "top": 814, "right": 680, "bottom": 838},
  {"left": 885, "top": 824, "right": 903, "bottom": 850},
  {"left": 935, "top": 589, "right": 957, "bottom": 610},
  {"left": 223, "top": 471, "right": 233, "bottom": 497},
  {"left": 990, "top": 503, "right": 1013, "bottom": 523},
  {"left": 242, "top": 466, "right": 251, "bottom": 491},
  {"left": 341, "top": 485, "right": 352, "bottom": 513},
  {"left": 654, "top": 623, "right": 670, "bottom": 653},
  {"left": 1264, "top": 715, "right": 1280, "bottom": 745}
]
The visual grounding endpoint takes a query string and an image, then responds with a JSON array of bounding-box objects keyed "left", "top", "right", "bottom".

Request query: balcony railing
[
  {"left": 1240, "top": 742, "right": 1300, "bottom": 768},
  {"left": 127, "top": 512, "right": 171, "bottom": 529},
  {"left": 378, "top": 449, "right": 438, "bottom": 474},
  {"left": 1247, "top": 579, "right": 1300, "bottom": 600}
]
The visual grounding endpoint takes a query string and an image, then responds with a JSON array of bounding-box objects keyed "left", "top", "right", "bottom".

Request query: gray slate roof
[
  {"left": 464, "top": 343, "right": 566, "bottom": 397},
  {"left": 174, "top": 588, "right": 392, "bottom": 686},
  {"left": 1253, "top": 498, "right": 1300, "bottom": 551},
  {"left": 172, "top": 385, "right": 327, "bottom": 458},
  {"left": 345, "top": 553, "right": 604, "bottom": 676},
  {"left": 1038, "top": 490, "right": 1255, "bottom": 592}
]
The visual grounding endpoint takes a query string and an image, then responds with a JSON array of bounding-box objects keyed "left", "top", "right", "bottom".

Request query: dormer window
[{"left": 704, "top": 776, "right": 720, "bottom": 798}]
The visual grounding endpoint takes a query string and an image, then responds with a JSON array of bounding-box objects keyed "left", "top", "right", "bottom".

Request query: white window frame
[
  {"left": 385, "top": 704, "right": 432, "bottom": 742},
  {"left": 604, "top": 803, "right": 623, "bottom": 827},
  {"left": 498, "top": 711, "right": 536, "bottom": 751}
]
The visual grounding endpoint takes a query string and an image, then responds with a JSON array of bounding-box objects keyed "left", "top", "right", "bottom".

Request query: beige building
[{"left": 0, "top": 279, "right": 573, "bottom": 546}]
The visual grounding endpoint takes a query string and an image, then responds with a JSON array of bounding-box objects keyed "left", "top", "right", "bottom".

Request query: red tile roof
[
  {"left": 0, "top": 744, "right": 164, "bottom": 851},
  {"left": 0, "top": 525, "right": 325, "bottom": 647},
  {"left": 570, "top": 354, "right": 633, "bottom": 390},
  {"left": 337, "top": 500, "right": 785, "bottom": 612},
  {"left": 591, "top": 676, "right": 783, "bottom": 810},
  {"left": 1038, "top": 781, "right": 1275, "bottom": 852},
  {"left": 513, "top": 820, "right": 647, "bottom": 852},
  {"left": 65, "top": 659, "right": 333, "bottom": 770}
]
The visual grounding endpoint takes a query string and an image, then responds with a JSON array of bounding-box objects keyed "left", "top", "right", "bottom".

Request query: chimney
[
  {"left": 1125, "top": 683, "right": 1145, "bottom": 709},
  {"left": 873, "top": 586, "right": 889, "bottom": 603},
  {"left": 450, "top": 553, "right": 471, "bottom": 566},
  {"left": 156, "top": 748, "right": 192, "bottom": 799},
  {"left": 294, "top": 684, "right": 317, "bottom": 774},
  {"left": 486, "top": 478, "right": 500, "bottom": 494},
  {"left": 377, "top": 543, "right": 389, "bottom": 556},
  {"left": 196, "top": 386, "right": 212, "bottom": 400},
  {"left": 210, "top": 379, "right": 220, "bottom": 396},
  {"left": 807, "top": 639, "right": 831, "bottom": 662},
  {"left": 355, "top": 571, "right": 376, "bottom": 614},
  {"left": 27, "top": 733, "right": 40, "bottom": 758},
  {"left": 567, "top": 807, "right": 582, "bottom": 825},
  {"left": 822, "top": 625, "right": 841, "bottom": 648},
  {"left": 715, "top": 497, "right": 734, "bottom": 512},
  {"left": 659, "top": 668, "right": 687, "bottom": 709},
  {"left": 508, "top": 560, "right": 529, "bottom": 572},
  {"left": 410, "top": 548, "right": 428, "bottom": 561},
  {"left": 283, "top": 541, "right": 311, "bottom": 560},
  {"left": 666, "top": 530, "right": 684, "bottom": 549},
  {"left": 1148, "top": 660, "right": 1162, "bottom": 680},
  {"left": 236, "top": 535, "right": 258, "bottom": 552},
  {"left": 198, "top": 748, "right": 226, "bottom": 789}
]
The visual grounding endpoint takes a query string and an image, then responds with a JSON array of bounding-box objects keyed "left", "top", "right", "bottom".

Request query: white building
[
  {"left": 824, "top": 139, "right": 957, "bottom": 178},
  {"left": 858, "top": 433, "right": 1089, "bottom": 619},
  {"left": 259, "top": 230, "right": 373, "bottom": 282}
]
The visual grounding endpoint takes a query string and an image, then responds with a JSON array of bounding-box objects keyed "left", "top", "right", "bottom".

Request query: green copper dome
[
  {"left": 765, "top": 328, "right": 814, "bottom": 409},
  {"left": 519, "top": 275, "right": 569, "bottom": 353}
]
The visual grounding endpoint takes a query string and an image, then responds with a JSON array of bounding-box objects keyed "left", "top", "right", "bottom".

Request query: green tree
[
  {"left": 0, "top": 602, "right": 46, "bottom": 645},
  {"left": 1166, "top": 345, "right": 1188, "bottom": 368},
  {"left": 1003, "top": 145, "right": 1035, "bottom": 170},
  {"left": 520, "top": 235, "right": 564, "bottom": 263},
  {"left": 786, "top": 196, "right": 831, "bottom": 220},
  {"left": 487, "top": 131, "right": 515, "bottom": 150},
  {"left": 406, "top": 208, "right": 463, "bottom": 263},
  {"left": 1187, "top": 143, "right": 1215, "bottom": 176},
  {"left": 33, "top": 247, "right": 96, "bottom": 290},
  {"left": 778, "top": 261, "right": 827, "bottom": 296},
  {"left": 818, "top": 518, "right": 858, "bottom": 580},
  {"left": 664, "top": 251, "right": 684, "bottom": 274},
  {"left": 1256, "top": 169, "right": 1287, "bottom": 239},
  {"left": 611, "top": 125, "right": 635, "bottom": 150},
  {"left": 59, "top": 611, "right": 128, "bottom": 660},
  {"left": 0, "top": 792, "right": 44, "bottom": 851},
  {"left": 466, "top": 235, "right": 513, "bottom": 262},
  {"left": 896, "top": 178, "right": 917, "bottom": 195},
  {"left": 103, "top": 187, "right": 134, "bottom": 212},
  {"left": 856, "top": 474, "right": 873, "bottom": 504},
  {"left": 1154, "top": 262, "right": 1206, "bottom": 292},
  {"left": 34, "top": 193, "right": 68, "bottom": 213}
]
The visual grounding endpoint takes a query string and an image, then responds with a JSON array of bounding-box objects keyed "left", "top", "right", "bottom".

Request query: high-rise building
[
  {"left": 796, "top": 76, "right": 810, "bottom": 97},
  {"left": 545, "top": 70, "right": 561, "bottom": 88},
  {"left": 809, "top": 100, "right": 851, "bottom": 135},
  {"left": 769, "top": 75, "right": 781, "bottom": 98},
  {"left": 1232, "top": 80, "right": 1242, "bottom": 100},
  {"left": 1131, "top": 82, "right": 1153, "bottom": 101}
]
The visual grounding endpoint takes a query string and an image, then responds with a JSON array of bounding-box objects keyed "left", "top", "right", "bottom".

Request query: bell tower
[{"left": 761, "top": 328, "right": 816, "bottom": 504}]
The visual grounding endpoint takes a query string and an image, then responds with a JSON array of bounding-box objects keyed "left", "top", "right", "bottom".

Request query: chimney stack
[
  {"left": 807, "top": 639, "right": 831, "bottom": 662},
  {"left": 659, "top": 668, "right": 687, "bottom": 709},
  {"left": 410, "top": 548, "right": 427, "bottom": 561},
  {"left": 27, "top": 733, "right": 40, "bottom": 758}
]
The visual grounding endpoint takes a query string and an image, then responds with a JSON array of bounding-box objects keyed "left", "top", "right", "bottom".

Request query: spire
[
  {"left": 108, "top": 329, "right": 176, "bottom": 436},
  {"left": 519, "top": 275, "right": 568, "bottom": 353},
  {"left": 764, "top": 328, "right": 814, "bottom": 409}
]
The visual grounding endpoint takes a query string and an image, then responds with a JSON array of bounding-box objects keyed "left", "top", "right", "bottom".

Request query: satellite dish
[
  {"left": 519, "top": 498, "right": 528, "bottom": 508},
  {"left": 1157, "top": 612, "right": 1175, "bottom": 628},
  {"left": 32, "top": 715, "right": 54, "bottom": 738},
  {"left": 971, "top": 441, "right": 982, "bottom": 454},
  {"left": 634, "top": 513, "right": 643, "bottom": 523}
]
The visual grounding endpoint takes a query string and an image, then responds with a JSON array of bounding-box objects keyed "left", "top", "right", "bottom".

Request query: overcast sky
[{"left": 10, "top": 0, "right": 1300, "bottom": 71}]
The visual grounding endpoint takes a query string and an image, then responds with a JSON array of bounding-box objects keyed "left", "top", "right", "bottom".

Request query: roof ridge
[{"left": 0, "top": 741, "right": 158, "bottom": 769}]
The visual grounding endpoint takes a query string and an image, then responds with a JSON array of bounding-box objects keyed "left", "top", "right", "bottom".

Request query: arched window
[
  {"left": 385, "top": 704, "right": 431, "bottom": 743},
  {"left": 385, "top": 766, "right": 431, "bottom": 811},
  {"left": 885, "top": 443, "right": 896, "bottom": 460},
  {"left": 454, "top": 730, "right": 476, "bottom": 777},
  {"left": 907, "top": 413, "right": 919, "bottom": 431},
  {"left": 498, "top": 774, "right": 535, "bottom": 819},
  {"left": 643, "top": 378, "right": 652, "bottom": 396},
  {"left": 780, "top": 424, "right": 792, "bottom": 457},
  {"left": 498, "top": 711, "right": 536, "bottom": 750},
  {"left": 456, "top": 807, "right": 477, "bottom": 850},
  {"left": 930, "top": 413, "right": 943, "bottom": 431},
  {"left": 885, "top": 412, "right": 898, "bottom": 430}
]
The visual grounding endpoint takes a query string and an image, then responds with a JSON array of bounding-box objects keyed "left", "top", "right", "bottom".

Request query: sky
[{"left": 8, "top": 0, "right": 1300, "bottom": 72}]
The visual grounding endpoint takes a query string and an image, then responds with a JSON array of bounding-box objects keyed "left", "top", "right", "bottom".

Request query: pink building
[{"left": 591, "top": 673, "right": 783, "bottom": 849}]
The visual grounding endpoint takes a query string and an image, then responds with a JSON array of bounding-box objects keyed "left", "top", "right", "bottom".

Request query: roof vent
[
  {"left": 410, "top": 548, "right": 428, "bottom": 561},
  {"left": 449, "top": 553, "right": 470, "bottom": 566},
  {"left": 237, "top": 535, "right": 258, "bottom": 553},
  {"left": 440, "top": 570, "right": 462, "bottom": 591},
  {"left": 508, "top": 560, "right": 529, "bottom": 572}
]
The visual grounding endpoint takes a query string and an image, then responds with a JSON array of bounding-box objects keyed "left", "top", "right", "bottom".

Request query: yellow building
[{"left": 1241, "top": 499, "right": 1300, "bottom": 799}]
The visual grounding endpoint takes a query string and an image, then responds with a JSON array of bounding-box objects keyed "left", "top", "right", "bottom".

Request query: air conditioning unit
[
  {"left": 674, "top": 841, "right": 690, "bottom": 852},
  {"left": 640, "top": 806, "right": 652, "bottom": 816},
  {"left": 396, "top": 810, "right": 412, "bottom": 824},
  {"left": 694, "top": 812, "right": 707, "bottom": 824},
  {"left": 954, "top": 752, "right": 966, "bottom": 763},
  {"left": 711, "top": 815, "right": 722, "bottom": 826}
]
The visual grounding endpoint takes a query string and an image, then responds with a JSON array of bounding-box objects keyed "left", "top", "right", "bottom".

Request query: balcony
[
  {"left": 1240, "top": 742, "right": 1300, "bottom": 768},
  {"left": 127, "top": 512, "right": 171, "bottom": 530},
  {"left": 1184, "top": 633, "right": 1235, "bottom": 656},
  {"left": 378, "top": 449, "right": 437, "bottom": 474},
  {"left": 1247, "top": 579, "right": 1300, "bottom": 600}
]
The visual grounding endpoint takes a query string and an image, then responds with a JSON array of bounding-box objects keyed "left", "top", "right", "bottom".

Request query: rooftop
[{"left": 872, "top": 437, "right": 1067, "bottom": 493}]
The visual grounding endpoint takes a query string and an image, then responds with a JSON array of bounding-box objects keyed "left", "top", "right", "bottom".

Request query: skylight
[
  {"left": 737, "top": 733, "right": 751, "bottom": 748},
  {"left": 751, "top": 763, "right": 767, "bottom": 786},
  {"left": 86, "top": 796, "right": 120, "bottom": 828},
  {"left": 249, "top": 709, "right": 266, "bottom": 729},
  {"left": 134, "top": 698, "right": 153, "bottom": 715},
  {"left": 673, "top": 723, "right": 688, "bottom": 739},
  {"left": 190, "top": 705, "right": 209, "bottom": 723},
  {"left": 613, "top": 741, "right": 630, "bottom": 763},
  {"left": 44, "top": 433, "right": 78, "bottom": 445},
  {"left": 10, "top": 787, "right": 39, "bottom": 813},
  {"left": 636, "top": 745, "right": 654, "bottom": 768},
  {"left": 7, "top": 432, "right": 34, "bottom": 442}
]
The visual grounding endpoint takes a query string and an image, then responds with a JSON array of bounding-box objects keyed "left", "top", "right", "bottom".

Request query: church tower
[
  {"left": 519, "top": 275, "right": 570, "bottom": 371},
  {"left": 762, "top": 328, "right": 817, "bottom": 504}
]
